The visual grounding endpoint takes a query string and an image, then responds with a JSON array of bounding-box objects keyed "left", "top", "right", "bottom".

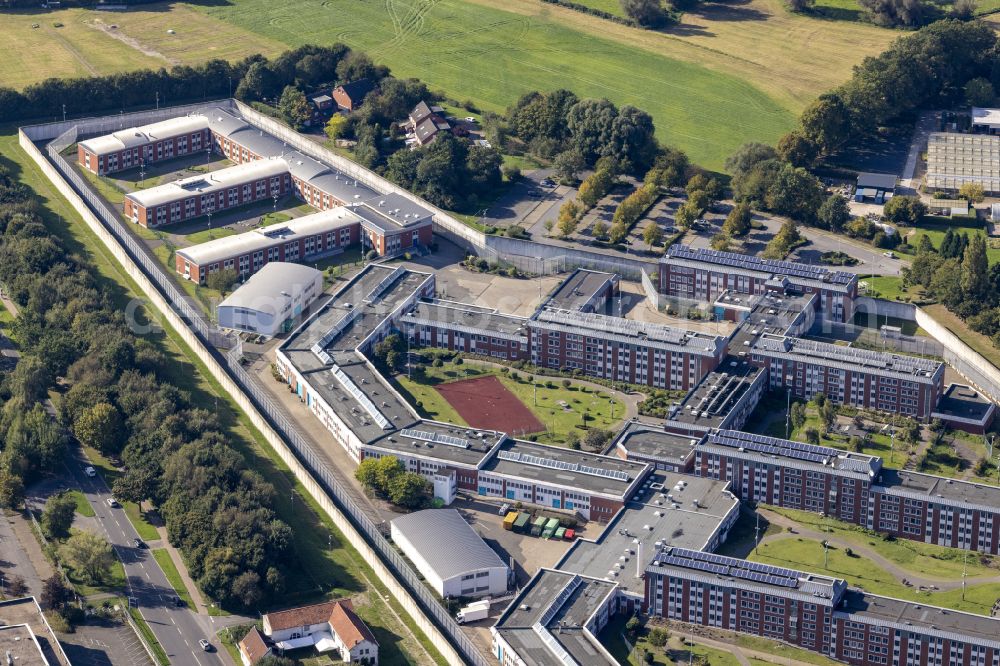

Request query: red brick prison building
[
  {"left": 77, "top": 115, "right": 210, "bottom": 175},
  {"left": 664, "top": 358, "right": 768, "bottom": 436},
  {"left": 612, "top": 420, "right": 700, "bottom": 472},
  {"left": 529, "top": 307, "right": 726, "bottom": 391},
  {"left": 351, "top": 193, "right": 434, "bottom": 256},
  {"left": 123, "top": 159, "right": 290, "bottom": 228},
  {"left": 645, "top": 547, "right": 1000, "bottom": 666},
  {"left": 174, "top": 208, "right": 362, "bottom": 283},
  {"left": 400, "top": 299, "right": 530, "bottom": 362},
  {"left": 749, "top": 333, "right": 945, "bottom": 419},
  {"left": 693, "top": 430, "right": 882, "bottom": 526},
  {"left": 660, "top": 245, "right": 858, "bottom": 323},
  {"left": 867, "top": 468, "right": 1000, "bottom": 554}
]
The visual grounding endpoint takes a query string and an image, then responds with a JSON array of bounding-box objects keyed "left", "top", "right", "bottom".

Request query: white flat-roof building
[
  {"left": 390, "top": 509, "right": 509, "bottom": 599},
  {"left": 217, "top": 263, "right": 323, "bottom": 338}
]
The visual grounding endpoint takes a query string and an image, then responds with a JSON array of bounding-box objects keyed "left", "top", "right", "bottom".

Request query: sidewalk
[{"left": 153, "top": 525, "right": 211, "bottom": 614}]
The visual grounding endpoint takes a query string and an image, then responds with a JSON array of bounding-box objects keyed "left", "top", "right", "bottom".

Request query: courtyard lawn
[
  {"left": 749, "top": 535, "right": 1000, "bottom": 616},
  {"left": 907, "top": 216, "right": 1000, "bottom": 264},
  {"left": 394, "top": 357, "right": 625, "bottom": 445},
  {"left": 762, "top": 505, "right": 1000, "bottom": 581}
]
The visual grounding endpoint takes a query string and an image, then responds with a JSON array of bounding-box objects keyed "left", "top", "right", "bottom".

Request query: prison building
[
  {"left": 539, "top": 268, "right": 618, "bottom": 314},
  {"left": 528, "top": 307, "right": 726, "bottom": 391},
  {"left": 867, "top": 469, "right": 1000, "bottom": 555},
  {"left": 400, "top": 299, "right": 530, "bottom": 362},
  {"left": 77, "top": 115, "right": 211, "bottom": 175},
  {"left": 693, "top": 430, "right": 882, "bottom": 526},
  {"left": 749, "top": 334, "right": 945, "bottom": 419},
  {"left": 645, "top": 548, "right": 1000, "bottom": 666},
  {"left": 175, "top": 207, "right": 362, "bottom": 283},
  {"left": 645, "top": 546, "right": 847, "bottom": 657},
  {"left": 352, "top": 193, "right": 434, "bottom": 256},
  {"left": 665, "top": 358, "right": 767, "bottom": 436},
  {"left": 611, "top": 420, "right": 700, "bottom": 472},
  {"left": 660, "top": 246, "right": 858, "bottom": 322},
  {"left": 123, "top": 159, "right": 291, "bottom": 228},
  {"left": 557, "top": 472, "right": 740, "bottom": 603},
  {"left": 491, "top": 570, "right": 621, "bottom": 666},
  {"left": 275, "top": 264, "right": 436, "bottom": 462},
  {"left": 201, "top": 107, "right": 434, "bottom": 255},
  {"left": 362, "top": 434, "right": 650, "bottom": 522}
]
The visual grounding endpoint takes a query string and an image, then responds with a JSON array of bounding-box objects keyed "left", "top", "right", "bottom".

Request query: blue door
[
  {"left": 552, "top": 499, "right": 561, "bottom": 509},
  {"left": 506, "top": 490, "right": 516, "bottom": 500}
]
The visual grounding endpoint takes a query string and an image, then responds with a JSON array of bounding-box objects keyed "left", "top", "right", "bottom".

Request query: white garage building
[
  {"left": 390, "top": 509, "right": 509, "bottom": 599},
  {"left": 217, "top": 262, "right": 323, "bottom": 338}
]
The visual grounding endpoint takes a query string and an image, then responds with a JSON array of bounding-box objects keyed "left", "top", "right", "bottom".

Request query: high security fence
[
  {"left": 45, "top": 126, "right": 233, "bottom": 349},
  {"left": 30, "top": 116, "right": 489, "bottom": 665},
  {"left": 223, "top": 350, "right": 490, "bottom": 666}
]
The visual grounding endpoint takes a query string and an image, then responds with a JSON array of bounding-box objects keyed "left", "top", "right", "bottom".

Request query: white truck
[{"left": 456, "top": 599, "right": 491, "bottom": 624}]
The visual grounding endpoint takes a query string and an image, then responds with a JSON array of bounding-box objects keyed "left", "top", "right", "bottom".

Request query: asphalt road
[{"left": 63, "top": 449, "right": 227, "bottom": 666}]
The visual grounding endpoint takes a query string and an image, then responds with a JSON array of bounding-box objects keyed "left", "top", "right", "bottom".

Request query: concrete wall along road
[{"left": 19, "top": 117, "right": 483, "bottom": 666}]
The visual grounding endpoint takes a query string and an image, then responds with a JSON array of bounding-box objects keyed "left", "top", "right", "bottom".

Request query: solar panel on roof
[
  {"left": 495, "top": 449, "right": 631, "bottom": 482},
  {"left": 660, "top": 555, "right": 730, "bottom": 577},
  {"left": 667, "top": 246, "right": 854, "bottom": 285}
]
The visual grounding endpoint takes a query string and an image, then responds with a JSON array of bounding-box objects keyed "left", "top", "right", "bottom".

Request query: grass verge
[
  {"left": 151, "top": 548, "right": 196, "bottom": 610},
  {"left": 128, "top": 606, "right": 171, "bottom": 666}
]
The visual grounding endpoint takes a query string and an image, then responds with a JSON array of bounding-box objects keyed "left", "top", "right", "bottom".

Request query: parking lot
[{"left": 58, "top": 616, "right": 154, "bottom": 666}]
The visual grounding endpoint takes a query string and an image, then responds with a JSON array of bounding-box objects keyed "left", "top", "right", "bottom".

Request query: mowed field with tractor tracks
[{"left": 0, "top": 0, "right": 895, "bottom": 168}]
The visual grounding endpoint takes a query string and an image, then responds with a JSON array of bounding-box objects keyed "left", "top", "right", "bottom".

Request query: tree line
[{"left": 0, "top": 161, "right": 292, "bottom": 611}]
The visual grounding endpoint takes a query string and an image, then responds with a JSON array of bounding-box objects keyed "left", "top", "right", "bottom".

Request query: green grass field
[
  {"left": 393, "top": 357, "right": 625, "bottom": 444},
  {"left": 65, "top": 490, "right": 96, "bottom": 518},
  {"left": 573, "top": 0, "right": 628, "bottom": 16},
  {"left": 192, "top": 0, "right": 791, "bottom": 169},
  {"left": 749, "top": 535, "right": 1000, "bottom": 615}
]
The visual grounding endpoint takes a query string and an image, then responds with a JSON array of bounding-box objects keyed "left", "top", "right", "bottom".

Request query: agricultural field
[
  {"left": 0, "top": 6, "right": 284, "bottom": 91},
  {"left": 1, "top": 0, "right": 895, "bottom": 170}
]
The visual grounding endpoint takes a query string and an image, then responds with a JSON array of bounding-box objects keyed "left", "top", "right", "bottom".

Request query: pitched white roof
[
  {"left": 79, "top": 115, "right": 209, "bottom": 156},
  {"left": 177, "top": 207, "right": 361, "bottom": 266},
  {"left": 219, "top": 262, "right": 321, "bottom": 312},
  {"left": 125, "top": 159, "right": 288, "bottom": 209}
]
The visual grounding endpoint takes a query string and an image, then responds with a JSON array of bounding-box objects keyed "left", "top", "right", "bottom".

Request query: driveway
[{"left": 58, "top": 616, "right": 154, "bottom": 666}]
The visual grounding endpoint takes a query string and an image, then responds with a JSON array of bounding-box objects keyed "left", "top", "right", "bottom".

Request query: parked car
[
  {"left": 106, "top": 498, "right": 119, "bottom": 508},
  {"left": 883, "top": 251, "right": 895, "bottom": 258},
  {"left": 84, "top": 466, "right": 96, "bottom": 477},
  {"left": 498, "top": 503, "right": 511, "bottom": 516}
]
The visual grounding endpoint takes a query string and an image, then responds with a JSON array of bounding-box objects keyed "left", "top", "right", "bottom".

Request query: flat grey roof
[
  {"left": 544, "top": 269, "right": 617, "bottom": 313},
  {"left": 856, "top": 172, "right": 897, "bottom": 190},
  {"left": 932, "top": 384, "right": 996, "bottom": 423},
  {"left": 493, "top": 569, "right": 618, "bottom": 666},
  {"left": 366, "top": 420, "right": 504, "bottom": 468},
  {"left": 669, "top": 359, "right": 763, "bottom": 429},
  {"left": 481, "top": 439, "right": 648, "bottom": 499},
  {"left": 557, "top": 472, "right": 738, "bottom": 595},
  {"left": 877, "top": 468, "right": 1000, "bottom": 512},
  {"left": 704, "top": 430, "right": 881, "bottom": 479},
  {"left": 402, "top": 299, "right": 529, "bottom": 340},
  {"left": 0, "top": 597, "right": 69, "bottom": 666},
  {"left": 664, "top": 245, "right": 856, "bottom": 289},
  {"left": 352, "top": 192, "right": 433, "bottom": 232},
  {"left": 533, "top": 307, "right": 723, "bottom": 357},
  {"left": 648, "top": 547, "right": 845, "bottom": 603},
  {"left": 280, "top": 264, "right": 432, "bottom": 443},
  {"left": 752, "top": 334, "right": 943, "bottom": 382},
  {"left": 838, "top": 590, "right": 1000, "bottom": 647},
  {"left": 391, "top": 509, "right": 507, "bottom": 581},
  {"left": 614, "top": 421, "right": 700, "bottom": 466}
]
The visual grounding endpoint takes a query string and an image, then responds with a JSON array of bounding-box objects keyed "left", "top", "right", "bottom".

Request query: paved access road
[{"left": 64, "top": 448, "right": 229, "bottom": 666}]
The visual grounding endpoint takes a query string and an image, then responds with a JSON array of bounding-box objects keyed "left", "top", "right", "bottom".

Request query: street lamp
[{"left": 62, "top": 104, "right": 66, "bottom": 123}]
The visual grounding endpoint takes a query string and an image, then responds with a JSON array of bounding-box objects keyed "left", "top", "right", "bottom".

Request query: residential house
[
  {"left": 237, "top": 627, "right": 272, "bottom": 666},
  {"left": 407, "top": 101, "right": 451, "bottom": 146},
  {"left": 332, "top": 79, "right": 375, "bottom": 112},
  {"left": 262, "top": 599, "right": 379, "bottom": 664}
]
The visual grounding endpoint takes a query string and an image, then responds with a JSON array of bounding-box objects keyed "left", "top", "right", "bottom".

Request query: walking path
[{"left": 759, "top": 509, "right": 1000, "bottom": 591}]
